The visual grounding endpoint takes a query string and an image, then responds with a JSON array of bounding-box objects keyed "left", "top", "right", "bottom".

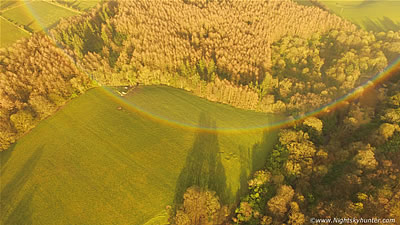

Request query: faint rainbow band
[
  {"left": 18, "top": 1, "right": 400, "bottom": 133},
  {"left": 96, "top": 57, "right": 400, "bottom": 133}
]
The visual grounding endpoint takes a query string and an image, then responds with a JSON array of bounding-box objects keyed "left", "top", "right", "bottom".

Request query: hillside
[
  {"left": 318, "top": 0, "right": 400, "bottom": 31},
  {"left": 1, "top": 0, "right": 399, "bottom": 224},
  {"left": 0, "top": 16, "right": 30, "bottom": 48},
  {"left": 1, "top": 1, "right": 77, "bottom": 32},
  {"left": 3, "top": 0, "right": 399, "bottom": 152},
  {"left": 0, "top": 86, "right": 278, "bottom": 225},
  {"left": 0, "top": 0, "right": 101, "bottom": 47}
]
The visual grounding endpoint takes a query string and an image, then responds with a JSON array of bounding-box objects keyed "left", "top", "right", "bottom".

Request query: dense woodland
[
  {"left": 229, "top": 75, "right": 400, "bottom": 225},
  {"left": 0, "top": 0, "right": 399, "bottom": 224},
  {"left": 168, "top": 75, "right": 400, "bottom": 225},
  {"left": 0, "top": 34, "right": 92, "bottom": 150}
]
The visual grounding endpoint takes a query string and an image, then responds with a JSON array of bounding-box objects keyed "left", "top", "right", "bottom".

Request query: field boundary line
[
  {"left": 0, "top": 15, "right": 31, "bottom": 34},
  {"left": 42, "top": 1, "right": 82, "bottom": 14},
  {"left": 0, "top": 2, "right": 25, "bottom": 13}
]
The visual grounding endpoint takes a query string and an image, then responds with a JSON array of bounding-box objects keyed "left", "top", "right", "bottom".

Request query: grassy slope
[
  {"left": 1, "top": 86, "right": 278, "bottom": 225},
  {"left": 0, "top": 0, "right": 101, "bottom": 47},
  {"left": 0, "top": 16, "right": 30, "bottom": 48},
  {"left": 0, "top": 0, "right": 24, "bottom": 11},
  {"left": 67, "top": 0, "right": 102, "bottom": 11},
  {"left": 319, "top": 0, "right": 400, "bottom": 31},
  {"left": 1, "top": 1, "right": 77, "bottom": 32},
  {"left": 125, "top": 86, "right": 275, "bottom": 130},
  {"left": 1, "top": 0, "right": 101, "bottom": 12},
  {"left": 293, "top": 0, "right": 315, "bottom": 7}
]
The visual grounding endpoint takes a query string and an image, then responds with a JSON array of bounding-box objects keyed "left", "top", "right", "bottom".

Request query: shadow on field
[
  {"left": 236, "top": 146, "right": 250, "bottom": 200},
  {"left": 236, "top": 131, "right": 278, "bottom": 201},
  {"left": 363, "top": 17, "right": 400, "bottom": 32},
  {"left": 358, "top": 0, "right": 378, "bottom": 8},
  {"left": 252, "top": 131, "right": 278, "bottom": 173},
  {"left": 1, "top": 143, "right": 16, "bottom": 173},
  {"left": 46, "top": 21, "right": 60, "bottom": 32},
  {"left": 4, "top": 188, "right": 36, "bottom": 225},
  {"left": 174, "top": 114, "right": 279, "bottom": 206},
  {"left": 174, "top": 113, "right": 230, "bottom": 205},
  {"left": 0, "top": 1, "right": 20, "bottom": 10},
  {"left": 1, "top": 146, "right": 43, "bottom": 207}
]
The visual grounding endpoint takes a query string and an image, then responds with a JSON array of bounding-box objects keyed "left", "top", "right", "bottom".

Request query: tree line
[
  {"left": 1, "top": 0, "right": 399, "bottom": 155},
  {"left": 52, "top": 0, "right": 355, "bottom": 83},
  {"left": 0, "top": 1, "right": 399, "bottom": 223},
  {"left": 49, "top": 0, "right": 399, "bottom": 117},
  {"left": 167, "top": 74, "right": 399, "bottom": 225},
  {"left": 0, "top": 34, "right": 92, "bottom": 150},
  {"left": 230, "top": 73, "right": 400, "bottom": 225}
]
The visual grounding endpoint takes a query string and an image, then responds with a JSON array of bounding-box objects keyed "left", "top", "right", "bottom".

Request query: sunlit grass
[
  {"left": 2, "top": 1, "right": 77, "bottom": 32},
  {"left": 319, "top": 0, "right": 400, "bottom": 31},
  {"left": 67, "top": 0, "right": 102, "bottom": 11},
  {"left": 0, "top": 0, "right": 24, "bottom": 11},
  {"left": 0, "top": 16, "right": 30, "bottom": 48},
  {"left": 1, "top": 86, "right": 278, "bottom": 224}
]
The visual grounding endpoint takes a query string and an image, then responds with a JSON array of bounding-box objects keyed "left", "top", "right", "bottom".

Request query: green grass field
[
  {"left": 1, "top": 1, "right": 77, "bottom": 32},
  {"left": 1, "top": 86, "right": 278, "bottom": 225},
  {"left": 1, "top": 0, "right": 100, "bottom": 47},
  {"left": 0, "top": 16, "right": 30, "bottom": 48},
  {"left": 55, "top": 0, "right": 102, "bottom": 11},
  {"left": 0, "top": 0, "right": 23, "bottom": 11},
  {"left": 319, "top": 0, "right": 400, "bottom": 31}
]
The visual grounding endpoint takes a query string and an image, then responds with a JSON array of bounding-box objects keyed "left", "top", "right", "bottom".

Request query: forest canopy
[
  {"left": 0, "top": 1, "right": 399, "bottom": 224},
  {"left": 2, "top": 0, "right": 399, "bottom": 151}
]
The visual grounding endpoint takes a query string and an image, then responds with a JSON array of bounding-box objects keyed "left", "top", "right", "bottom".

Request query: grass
[
  {"left": 55, "top": 0, "right": 102, "bottom": 11},
  {"left": 1, "top": 1, "right": 77, "bottom": 32},
  {"left": 124, "top": 86, "right": 277, "bottom": 130},
  {"left": 318, "top": 0, "right": 400, "bottom": 31},
  {"left": 75, "top": 1, "right": 102, "bottom": 10},
  {"left": 1, "top": 0, "right": 99, "bottom": 47},
  {"left": 0, "top": 16, "right": 30, "bottom": 48},
  {"left": 0, "top": 0, "right": 24, "bottom": 11},
  {"left": 293, "top": 0, "right": 315, "bottom": 7},
  {"left": 1, "top": 86, "right": 278, "bottom": 225}
]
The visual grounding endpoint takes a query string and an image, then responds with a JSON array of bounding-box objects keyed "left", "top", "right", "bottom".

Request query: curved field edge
[
  {"left": 1, "top": 86, "right": 278, "bottom": 225},
  {"left": 0, "top": 0, "right": 101, "bottom": 47},
  {"left": 0, "top": 16, "right": 30, "bottom": 48},
  {"left": 318, "top": 0, "right": 400, "bottom": 31},
  {"left": 1, "top": 1, "right": 78, "bottom": 32}
]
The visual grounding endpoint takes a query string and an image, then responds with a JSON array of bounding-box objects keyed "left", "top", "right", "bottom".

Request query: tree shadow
[
  {"left": 236, "top": 146, "right": 250, "bottom": 202},
  {"left": 362, "top": 16, "right": 400, "bottom": 32},
  {"left": 46, "top": 21, "right": 61, "bottom": 32},
  {"left": 358, "top": 0, "right": 378, "bottom": 8},
  {"left": 1, "top": 143, "right": 17, "bottom": 173},
  {"left": 236, "top": 130, "right": 279, "bottom": 201},
  {"left": 0, "top": 1, "right": 20, "bottom": 10},
  {"left": 1, "top": 146, "right": 43, "bottom": 207},
  {"left": 174, "top": 112, "right": 229, "bottom": 205},
  {"left": 56, "top": 0, "right": 79, "bottom": 8},
  {"left": 252, "top": 131, "right": 278, "bottom": 173},
  {"left": 3, "top": 187, "right": 36, "bottom": 225}
]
